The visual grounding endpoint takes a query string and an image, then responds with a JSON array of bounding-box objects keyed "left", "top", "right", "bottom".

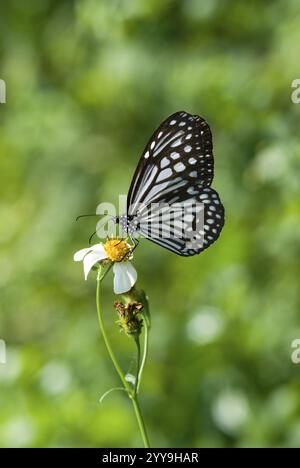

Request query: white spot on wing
[
  {"left": 160, "top": 157, "right": 170, "bottom": 169},
  {"left": 184, "top": 145, "right": 192, "bottom": 152},
  {"left": 153, "top": 131, "right": 183, "bottom": 157},
  {"left": 187, "top": 187, "right": 199, "bottom": 195},
  {"left": 170, "top": 152, "right": 180, "bottom": 160},
  {"left": 156, "top": 168, "right": 173, "bottom": 182},
  {"left": 174, "top": 162, "right": 185, "bottom": 172},
  {"left": 171, "top": 138, "right": 182, "bottom": 148}
]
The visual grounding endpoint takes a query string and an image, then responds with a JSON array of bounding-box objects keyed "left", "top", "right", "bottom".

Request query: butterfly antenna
[
  {"left": 76, "top": 214, "right": 99, "bottom": 221},
  {"left": 89, "top": 230, "right": 97, "bottom": 244}
]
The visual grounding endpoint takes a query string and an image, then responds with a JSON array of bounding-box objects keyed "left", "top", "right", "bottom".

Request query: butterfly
[{"left": 115, "top": 111, "right": 224, "bottom": 256}]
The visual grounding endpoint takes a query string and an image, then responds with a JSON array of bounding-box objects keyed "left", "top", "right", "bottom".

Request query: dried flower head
[{"left": 114, "top": 300, "right": 143, "bottom": 337}]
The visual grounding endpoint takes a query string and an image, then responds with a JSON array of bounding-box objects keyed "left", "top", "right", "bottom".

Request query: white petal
[
  {"left": 73, "top": 243, "right": 106, "bottom": 262},
  {"left": 90, "top": 243, "right": 106, "bottom": 255},
  {"left": 83, "top": 250, "right": 107, "bottom": 280},
  {"left": 73, "top": 247, "right": 92, "bottom": 262},
  {"left": 113, "top": 262, "right": 138, "bottom": 294}
]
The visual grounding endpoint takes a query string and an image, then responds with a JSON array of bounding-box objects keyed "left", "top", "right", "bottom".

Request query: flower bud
[
  {"left": 114, "top": 300, "right": 143, "bottom": 337},
  {"left": 121, "top": 287, "right": 151, "bottom": 328}
]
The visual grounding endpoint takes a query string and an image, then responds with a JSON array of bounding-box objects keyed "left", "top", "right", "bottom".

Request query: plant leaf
[{"left": 99, "top": 387, "right": 127, "bottom": 404}]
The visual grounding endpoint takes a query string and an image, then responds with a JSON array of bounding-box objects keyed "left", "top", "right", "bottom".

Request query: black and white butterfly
[{"left": 115, "top": 111, "right": 225, "bottom": 256}]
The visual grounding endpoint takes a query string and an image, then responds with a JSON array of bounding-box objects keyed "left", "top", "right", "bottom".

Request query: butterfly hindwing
[{"left": 135, "top": 186, "right": 224, "bottom": 256}]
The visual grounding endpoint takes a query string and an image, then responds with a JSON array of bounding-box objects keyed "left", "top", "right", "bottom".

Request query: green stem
[
  {"left": 96, "top": 268, "right": 150, "bottom": 448},
  {"left": 96, "top": 270, "right": 130, "bottom": 393},
  {"left": 131, "top": 396, "right": 150, "bottom": 448},
  {"left": 99, "top": 262, "right": 113, "bottom": 282},
  {"left": 133, "top": 336, "right": 141, "bottom": 397},
  {"left": 137, "top": 315, "right": 150, "bottom": 394}
]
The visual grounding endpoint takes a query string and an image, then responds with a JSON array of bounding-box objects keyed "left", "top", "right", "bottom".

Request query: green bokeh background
[{"left": 1, "top": 0, "right": 300, "bottom": 448}]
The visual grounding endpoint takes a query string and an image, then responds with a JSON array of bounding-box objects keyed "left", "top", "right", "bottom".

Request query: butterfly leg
[
  {"left": 118, "top": 236, "right": 139, "bottom": 262},
  {"left": 130, "top": 237, "right": 139, "bottom": 253}
]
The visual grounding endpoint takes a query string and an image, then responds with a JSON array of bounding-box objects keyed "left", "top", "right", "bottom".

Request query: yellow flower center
[{"left": 104, "top": 239, "right": 131, "bottom": 262}]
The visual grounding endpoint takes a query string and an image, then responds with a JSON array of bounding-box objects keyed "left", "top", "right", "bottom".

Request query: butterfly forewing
[{"left": 127, "top": 111, "right": 214, "bottom": 215}]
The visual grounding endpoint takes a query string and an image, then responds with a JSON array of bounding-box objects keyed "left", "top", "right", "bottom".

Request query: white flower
[{"left": 73, "top": 240, "right": 138, "bottom": 295}]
